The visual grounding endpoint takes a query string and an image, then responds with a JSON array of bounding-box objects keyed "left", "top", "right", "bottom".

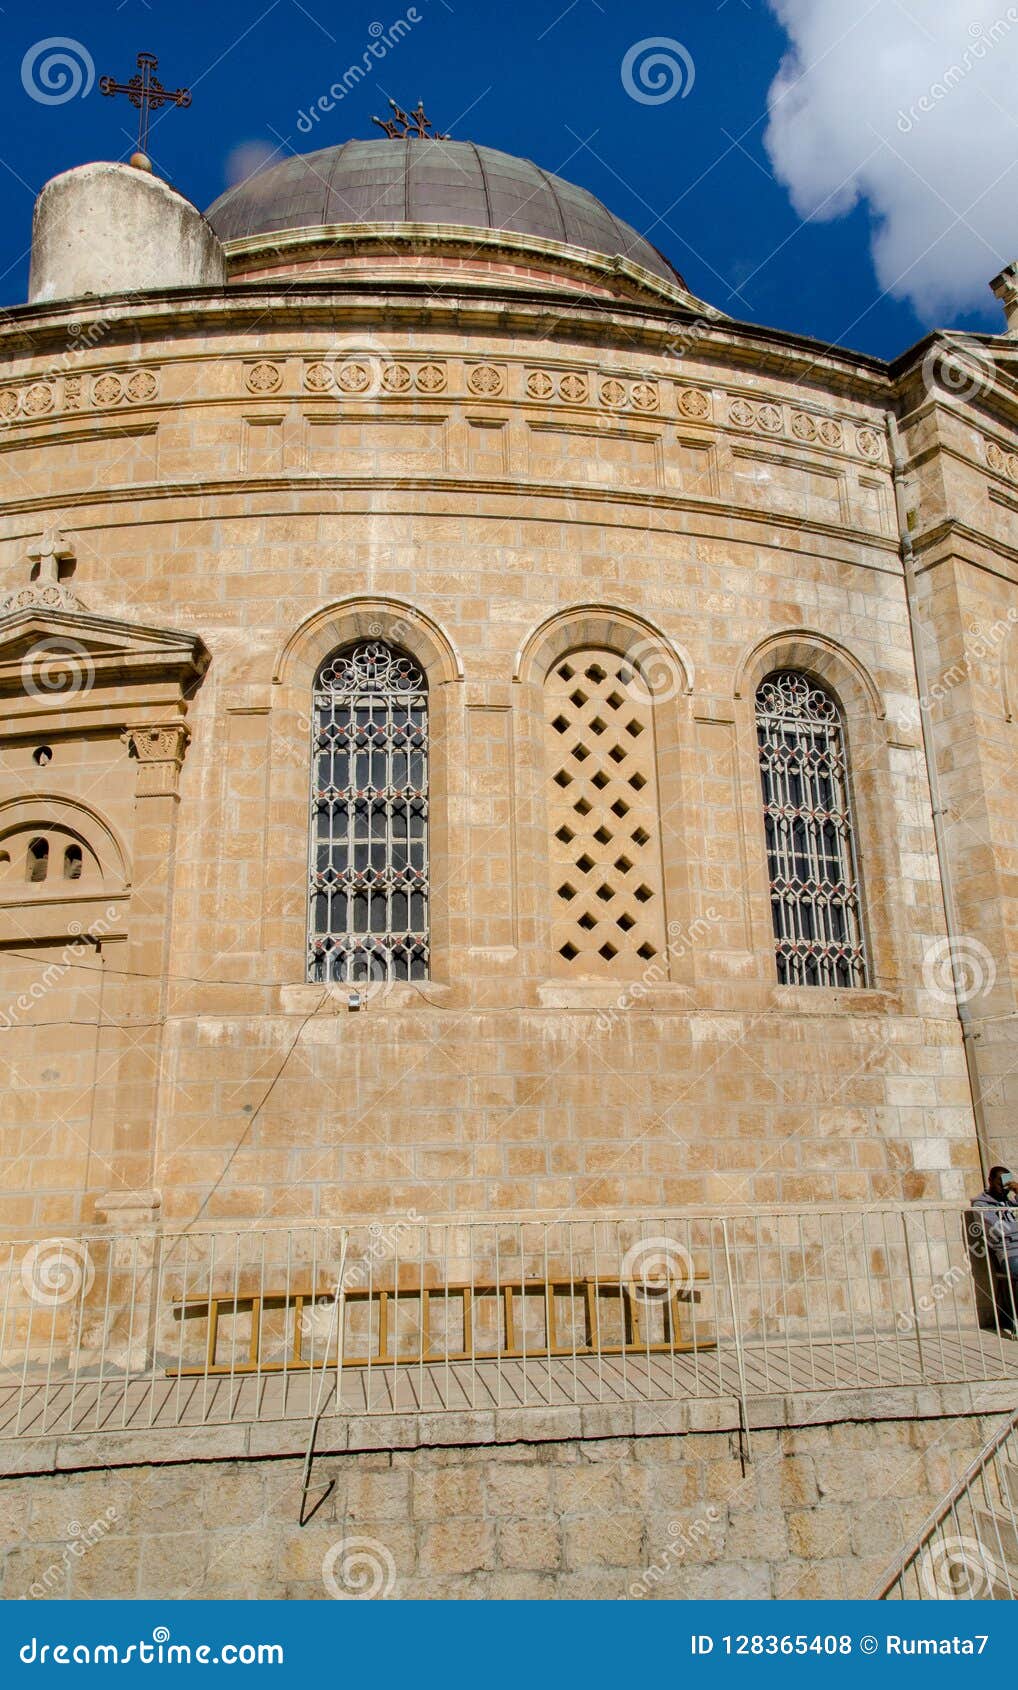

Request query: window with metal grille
[
  {"left": 756, "top": 670, "right": 867, "bottom": 988},
  {"left": 307, "top": 640, "right": 429, "bottom": 983}
]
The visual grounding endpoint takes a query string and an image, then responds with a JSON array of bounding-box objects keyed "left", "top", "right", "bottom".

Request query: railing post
[
  {"left": 718, "top": 1217, "right": 752, "bottom": 1471},
  {"left": 900, "top": 1208, "right": 925, "bottom": 1378}
]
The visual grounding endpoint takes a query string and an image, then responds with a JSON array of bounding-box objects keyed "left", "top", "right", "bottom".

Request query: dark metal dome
[{"left": 204, "top": 139, "right": 683, "bottom": 285}]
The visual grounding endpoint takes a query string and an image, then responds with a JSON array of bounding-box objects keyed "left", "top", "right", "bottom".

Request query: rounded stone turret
[{"left": 28, "top": 160, "right": 226, "bottom": 304}]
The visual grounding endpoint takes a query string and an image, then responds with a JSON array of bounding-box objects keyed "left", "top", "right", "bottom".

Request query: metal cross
[
  {"left": 371, "top": 99, "right": 448, "bottom": 140},
  {"left": 99, "top": 52, "right": 191, "bottom": 156}
]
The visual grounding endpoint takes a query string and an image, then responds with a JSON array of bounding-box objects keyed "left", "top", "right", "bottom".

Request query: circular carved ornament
[
  {"left": 630, "top": 381, "right": 658, "bottom": 411},
  {"left": 678, "top": 388, "right": 709, "bottom": 419},
  {"left": 246, "top": 362, "right": 281, "bottom": 394},
  {"left": 0, "top": 390, "right": 20, "bottom": 418},
  {"left": 1010, "top": 453, "right": 1018, "bottom": 482},
  {"left": 381, "top": 363, "right": 412, "bottom": 393},
  {"left": 526, "top": 370, "right": 554, "bottom": 399},
  {"left": 416, "top": 363, "right": 447, "bottom": 392},
  {"left": 24, "top": 383, "right": 54, "bottom": 414},
  {"left": 729, "top": 398, "right": 756, "bottom": 429},
  {"left": 600, "top": 378, "right": 626, "bottom": 408},
  {"left": 817, "top": 418, "right": 843, "bottom": 448},
  {"left": 856, "top": 426, "right": 882, "bottom": 459},
  {"left": 467, "top": 365, "right": 503, "bottom": 396},
  {"left": 791, "top": 412, "right": 816, "bottom": 441},
  {"left": 92, "top": 375, "right": 123, "bottom": 406},
  {"left": 127, "top": 370, "right": 158, "bottom": 402},
  {"left": 559, "top": 372, "right": 588, "bottom": 403},
  {"left": 304, "top": 362, "right": 334, "bottom": 392},
  {"left": 757, "top": 403, "right": 782, "bottom": 433},
  {"left": 337, "top": 362, "right": 371, "bottom": 393}
]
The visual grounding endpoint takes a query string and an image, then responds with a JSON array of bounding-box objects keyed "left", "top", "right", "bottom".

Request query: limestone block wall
[
  {"left": 0, "top": 1413, "right": 1001, "bottom": 1600},
  {"left": 0, "top": 288, "right": 1000, "bottom": 1228}
]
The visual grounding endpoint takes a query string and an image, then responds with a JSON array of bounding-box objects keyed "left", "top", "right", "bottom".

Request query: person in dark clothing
[{"left": 972, "top": 1167, "right": 1018, "bottom": 1336}]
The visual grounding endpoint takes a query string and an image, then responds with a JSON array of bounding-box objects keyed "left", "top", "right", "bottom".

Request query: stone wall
[
  {"left": 0, "top": 1412, "right": 1000, "bottom": 1601},
  {"left": 0, "top": 289, "right": 992, "bottom": 1230}
]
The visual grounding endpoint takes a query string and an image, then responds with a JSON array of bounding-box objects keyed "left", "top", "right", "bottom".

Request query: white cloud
[{"left": 763, "top": 0, "right": 1018, "bottom": 321}]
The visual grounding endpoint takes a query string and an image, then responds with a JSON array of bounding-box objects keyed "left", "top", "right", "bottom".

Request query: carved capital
[{"left": 123, "top": 721, "right": 191, "bottom": 796}]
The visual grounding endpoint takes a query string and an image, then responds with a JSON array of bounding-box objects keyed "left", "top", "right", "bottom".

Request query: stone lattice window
[
  {"left": 546, "top": 648, "right": 666, "bottom": 976},
  {"left": 308, "top": 640, "right": 429, "bottom": 984},
  {"left": 756, "top": 670, "right": 867, "bottom": 988}
]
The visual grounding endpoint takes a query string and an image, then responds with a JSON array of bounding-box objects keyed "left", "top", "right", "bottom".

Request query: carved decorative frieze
[
  {"left": 90, "top": 369, "right": 159, "bottom": 408},
  {"left": 467, "top": 364, "right": 505, "bottom": 397},
  {"left": 558, "top": 372, "right": 588, "bottom": 404},
  {"left": 416, "top": 363, "right": 447, "bottom": 393},
  {"left": 678, "top": 388, "right": 711, "bottom": 420},
  {"left": 245, "top": 361, "right": 282, "bottom": 394},
  {"left": 856, "top": 427, "right": 883, "bottom": 459},
  {"left": 985, "top": 438, "right": 1018, "bottom": 482},
  {"left": 526, "top": 370, "right": 555, "bottom": 399},
  {"left": 381, "top": 363, "right": 412, "bottom": 393}
]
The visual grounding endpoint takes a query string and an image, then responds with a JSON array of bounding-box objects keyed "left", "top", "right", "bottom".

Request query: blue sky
[{"left": 2, "top": 0, "right": 1015, "bottom": 359}]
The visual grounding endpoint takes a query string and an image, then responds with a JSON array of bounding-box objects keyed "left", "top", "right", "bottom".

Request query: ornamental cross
[
  {"left": 371, "top": 99, "right": 448, "bottom": 140},
  {"left": 99, "top": 52, "right": 191, "bottom": 156}
]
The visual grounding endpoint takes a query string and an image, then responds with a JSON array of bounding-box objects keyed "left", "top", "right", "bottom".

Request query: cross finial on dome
[{"left": 371, "top": 99, "right": 448, "bottom": 140}]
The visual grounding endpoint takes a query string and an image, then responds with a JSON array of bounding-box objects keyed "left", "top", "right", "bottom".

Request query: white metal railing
[
  {"left": 1, "top": 1205, "right": 1016, "bottom": 1444},
  {"left": 874, "top": 1409, "right": 1018, "bottom": 1599}
]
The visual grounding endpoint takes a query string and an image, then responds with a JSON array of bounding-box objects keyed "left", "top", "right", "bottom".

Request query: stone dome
[{"left": 204, "top": 138, "right": 684, "bottom": 286}]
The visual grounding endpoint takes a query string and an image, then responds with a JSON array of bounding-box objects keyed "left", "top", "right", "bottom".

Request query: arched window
[
  {"left": 63, "top": 844, "right": 83, "bottom": 881},
  {"left": 308, "top": 640, "right": 428, "bottom": 983},
  {"left": 26, "top": 837, "right": 49, "bottom": 883},
  {"left": 756, "top": 670, "right": 867, "bottom": 988},
  {"left": 546, "top": 648, "right": 666, "bottom": 977}
]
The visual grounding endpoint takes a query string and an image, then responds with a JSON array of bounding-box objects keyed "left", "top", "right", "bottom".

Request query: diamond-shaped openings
[{"left": 546, "top": 644, "right": 664, "bottom": 976}]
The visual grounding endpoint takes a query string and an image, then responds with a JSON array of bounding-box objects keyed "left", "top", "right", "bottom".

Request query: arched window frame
[
  {"left": 307, "top": 638, "right": 429, "bottom": 984},
  {"left": 755, "top": 669, "right": 868, "bottom": 988}
]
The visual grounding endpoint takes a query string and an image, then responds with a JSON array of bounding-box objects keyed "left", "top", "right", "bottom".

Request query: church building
[{"left": 2, "top": 106, "right": 1018, "bottom": 1600}]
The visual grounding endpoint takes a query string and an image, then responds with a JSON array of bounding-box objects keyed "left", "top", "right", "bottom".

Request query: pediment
[{"left": 0, "top": 606, "right": 209, "bottom": 697}]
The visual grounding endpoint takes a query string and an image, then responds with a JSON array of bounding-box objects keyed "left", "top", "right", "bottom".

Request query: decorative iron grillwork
[
  {"left": 755, "top": 670, "right": 867, "bottom": 989},
  {"left": 308, "top": 641, "right": 428, "bottom": 983}
]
